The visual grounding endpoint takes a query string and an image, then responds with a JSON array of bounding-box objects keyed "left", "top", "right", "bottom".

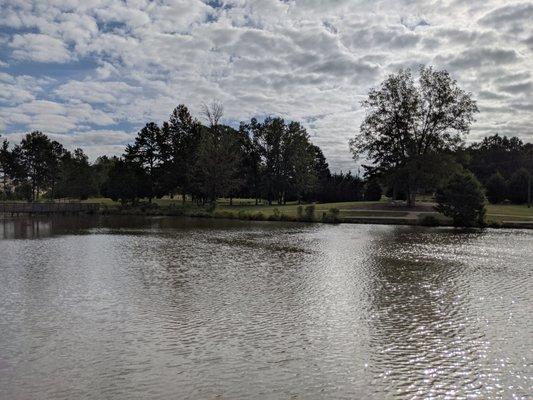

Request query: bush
[
  {"left": 485, "top": 172, "right": 507, "bottom": 204},
  {"left": 364, "top": 180, "right": 382, "bottom": 201},
  {"left": 280, "top": 213, "right": 297, "bottom": 222},
  {"left": 486, "top": 220, "right": 503, "bottom": 229},
  {"left": 296, "top": 205, "right": 303, "bottom": 219},
  {"left": 435, "top": 170, "right": 486, "bottom": 227},
  {"left": 419, "top": 215, "right": 440, "bottom": 226},
  {"left": 304, "top": 204, "right": 315, "bottom": 221},
  {"left": 251, "top": 212, "right": 265, "bottom": 220},
  {"left": 507, "top": 168, "right": 530, "bottom": 204},
  {"left": 214, "top": 210, "right": 236, "bottom": 219},
  {"left": 322, "top": 207, "right": 340, "bottom": 223}
]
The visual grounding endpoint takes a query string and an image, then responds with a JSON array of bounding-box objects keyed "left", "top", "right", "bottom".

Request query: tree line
[
  {"left": 1, "top": 66, "right": 531, "bottom": 223},
  {"left": 0, "top": 103, "right": 366, "bottom": 204}
]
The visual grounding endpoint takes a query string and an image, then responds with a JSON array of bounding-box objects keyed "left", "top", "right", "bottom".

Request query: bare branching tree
[{"left": 201, "top": 100, "right": 224, "bottom": 127}]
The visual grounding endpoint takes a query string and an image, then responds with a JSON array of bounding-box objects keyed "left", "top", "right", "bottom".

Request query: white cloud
[
  {"left": 9, "top": 33, "right": 73, "bottom": 63},
  {"left": 0, "top": 0, "right": 531, "bottom": 167}
]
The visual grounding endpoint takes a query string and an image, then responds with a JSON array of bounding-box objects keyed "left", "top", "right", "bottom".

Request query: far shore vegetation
[{"left": 1, "top": 66, "right": 532, "bottom": 228}]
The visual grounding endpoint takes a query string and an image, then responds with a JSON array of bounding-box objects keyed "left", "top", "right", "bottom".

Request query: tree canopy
[{"left": 351, "top": 66, "right": 478, "bottom": 206}]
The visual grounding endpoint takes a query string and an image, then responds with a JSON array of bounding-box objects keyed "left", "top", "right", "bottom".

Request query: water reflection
[
  {"left": 0, "top": 217, "right": 531, "bottom": 399},
  {"left": 364, "top": 228, "right": 531, "bottom": 399}
]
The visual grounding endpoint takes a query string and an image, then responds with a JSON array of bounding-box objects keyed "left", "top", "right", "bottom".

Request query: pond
[{"left": 0, "top": 216, "right": 531, "bottom": 399}]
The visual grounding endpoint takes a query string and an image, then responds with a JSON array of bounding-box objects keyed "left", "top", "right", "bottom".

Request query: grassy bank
[{"left": 80, "top": 197, "right": 533, "bottom": 228}]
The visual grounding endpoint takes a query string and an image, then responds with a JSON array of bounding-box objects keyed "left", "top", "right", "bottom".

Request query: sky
[{"left": 0, "top": 0, "right": 532, "bottom": 172}]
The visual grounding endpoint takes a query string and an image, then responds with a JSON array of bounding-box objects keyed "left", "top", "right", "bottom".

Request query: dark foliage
[
  {"left": 351, "top": 66, "right": 478, "bottom": 206},
  {"left": 485, "top": 172, "right": 507, "bottom": 204},
  {"left": 317, "top": 172, "right": 363, "bottom": 203},
  {"left": 435, "top": 170, "right": 486, "bottom": 227},
  {"left": 507, "top": 168, "right": 530, "bottom": 204},
  {"left": 102, "top": 160, "right": 150, "bottom": 205},
  {"left": 364, "top": 180, "right": 382, "bottom": 201}
]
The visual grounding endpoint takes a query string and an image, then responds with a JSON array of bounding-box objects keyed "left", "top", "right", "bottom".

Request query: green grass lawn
[
  {"left": 485, "top": 204, "right": 533, "bottom": 223},
  {"left": 216, "top": 200, "right": 390, "bottom": 218},
  {"left": 486, "top": 204, "right": 533, "bottom": 218},
  {"left": 79, "top": 196, "right": 533, "bottom": 223}
]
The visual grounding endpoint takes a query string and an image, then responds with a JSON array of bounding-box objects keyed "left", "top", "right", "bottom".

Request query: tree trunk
[
  {"left": 229, "top": 197, "right": 233, "bottom": 206},
  {"left": 182, "top": 193, "right": 186, "bottom": 205}
]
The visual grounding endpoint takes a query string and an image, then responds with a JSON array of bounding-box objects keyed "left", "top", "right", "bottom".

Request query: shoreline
[
  {"left": 95, "top": 207, "right": 533, "bottom": 230},
  {"left": 2, "top": 200, "right": 532, "bottom": 230}
]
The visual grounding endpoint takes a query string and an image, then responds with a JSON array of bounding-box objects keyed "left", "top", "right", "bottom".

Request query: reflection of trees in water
[
  {"left": 1, "top": 215, "right": 104, "bottom": 239},
  {"left": 364, "top": 227, "right": 490, "bottom": 398},
  {"left": 1, "top": 217, "right": 53, "bottom": 239}
]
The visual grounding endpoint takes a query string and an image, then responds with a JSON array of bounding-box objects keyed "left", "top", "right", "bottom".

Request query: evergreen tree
[
  {"left": 56, "top": 149, "right": 97, "bottom": 200},
  {"left": 166, "top": 105, "right": 201, "bottom": 202},
  {"left": 125, "top": 122, "right": 168, "bottom": 202},
  {"left": 364, "top": 180, "right": 382, "bottom": 201},
  {"left": 435, "top": 170, "right": 486, "bottom": 227}
]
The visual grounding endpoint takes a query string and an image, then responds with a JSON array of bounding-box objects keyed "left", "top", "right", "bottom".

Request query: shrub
[
  {"left": 272, "top": 208, "right": 281, "bottom": 220},
  {"left": 419, "top": 215, "right": 440, "bottom": 226},
  {"left": 364, "top": 180, "right": 382, "bottom": 201},
  {"left": 322, "top": 207, "right": 340, "bottom": 223},
  {"left": 251, "top": 212, "right": 265, "bottom": 220},
  {"left": 304, "top": 204, "right": 315, "bottom": 221},
  {"left": 296, "top": 205, "right": 303, "bottom": 219},
  {"left": 435, "top": 170, "right": 486, "bottom": 227},
  {"left": 214, "top": 210, "right": 235, "bottom": 219},
  {"left": 280, "top": 213, "right": 297, "bottom": 222},
  {"left": 486, "top": 220, "right": 503, "bottom": 229},
  {"left": 507, "top": 168, "right": 530, "bottom": 204},
  {"left": 485, "top": 172, "right": 507, "bottom": 204}
]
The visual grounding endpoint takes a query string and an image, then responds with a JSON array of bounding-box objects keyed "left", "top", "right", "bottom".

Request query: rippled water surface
[{"left": 0, "top": 216, "right": 531, "bottom": 399}]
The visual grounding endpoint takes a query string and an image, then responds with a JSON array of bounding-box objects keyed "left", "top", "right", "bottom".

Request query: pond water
[{"left": 0, "top": 216, "right": 531, "bottom": 399}]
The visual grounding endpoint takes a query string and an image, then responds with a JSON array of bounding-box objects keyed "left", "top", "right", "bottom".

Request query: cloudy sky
[{"left": 0, "top": 0, "right": 531, "bottom": 171}]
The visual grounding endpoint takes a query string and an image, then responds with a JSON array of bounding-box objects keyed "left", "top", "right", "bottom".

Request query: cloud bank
[{"left": 0, "top": 0, "right": 531, "bottom": 170}]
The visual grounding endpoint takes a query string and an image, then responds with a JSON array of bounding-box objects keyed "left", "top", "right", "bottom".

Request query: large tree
[
  {"left": 350, "top": 66, "right": 478, "bottom": 206},
  {"left": 102, "top": 159, "right": 150, "bottom": 205},
  {"left": 125, "top": 122, "right": 168, "bottom": 202},
  {"left": 165, "top": 104, "right": 201, "bottom": 202},
  {"left": 0, "top": 136, "right": 12, "bottom": 197},
  {"left": 191, "top": 125, "right": 244, "bottom": 203},
  {"left": 92, "top": 155, "right": 119, "bottom": 197},
  {"left": 56, "top": 148, "right": 97, "bottom": 200},
  {"left": 10, "top": 131, "right": 67, "bottom": 201},
  {"left": 282, "top": 121, "right": 316, "bottom": 204},
  {"left": 249, "top": 117, "right": 318, "bottom": 205}
]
